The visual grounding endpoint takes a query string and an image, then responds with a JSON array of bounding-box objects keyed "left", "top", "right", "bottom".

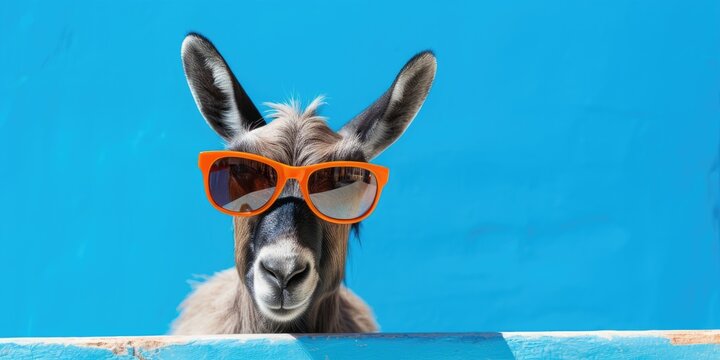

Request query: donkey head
[{"left": 181, "top": 33, "right": 436, "bottom": 325}]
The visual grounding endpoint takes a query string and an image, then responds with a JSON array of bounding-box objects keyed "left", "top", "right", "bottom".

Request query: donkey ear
[
  {"left": 181, "top": 33, "right": 265, "bottom": 141},
  {"left": 340, "top": 51, "right": 437, "bottom": 159}
]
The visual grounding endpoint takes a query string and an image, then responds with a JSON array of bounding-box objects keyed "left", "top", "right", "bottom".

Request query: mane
[
  {"left": 236, "top": 96, "right": 344, "bottom": 166},
  {"left": 263, "top": 96, "right": 327, "bottom": 124}
]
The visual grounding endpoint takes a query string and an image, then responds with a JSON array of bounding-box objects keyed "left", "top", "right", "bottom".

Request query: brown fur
[
  {"left": 175, "top": 34, "right": 435, "bottom": 334},
  {"left": 171, "top": 269, "right": 376, "bottom": 334},
  {"left": 171, "top": 100, "right": 378, "bottom": 334}
]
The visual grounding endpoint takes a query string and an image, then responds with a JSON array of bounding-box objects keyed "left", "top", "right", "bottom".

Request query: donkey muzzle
[{"left": 253, "top": 240, "right": 319, "bottom": 320}]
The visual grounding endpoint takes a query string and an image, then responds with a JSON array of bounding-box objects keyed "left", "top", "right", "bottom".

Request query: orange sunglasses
[{"left": 198, "top": 151, "right": 390, "bottom": 224}]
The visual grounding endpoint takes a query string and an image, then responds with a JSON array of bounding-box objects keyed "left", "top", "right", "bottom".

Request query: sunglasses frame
[{"left": 198, "top": 151, "right": 390, "bottom": 224}]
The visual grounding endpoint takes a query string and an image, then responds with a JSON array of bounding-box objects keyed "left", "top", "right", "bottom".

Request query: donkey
[{"left": 171, "top": 33, "right": 436, "bottom": 334}]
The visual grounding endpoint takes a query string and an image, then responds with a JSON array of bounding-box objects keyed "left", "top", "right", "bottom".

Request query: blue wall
[{"left": 1, "top": 1, "right": 718, "bottom": 336}]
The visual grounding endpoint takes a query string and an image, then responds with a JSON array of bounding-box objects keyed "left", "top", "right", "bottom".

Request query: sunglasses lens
[
  {"left": 308, "top": 167, "right": 378, "bottom": 220},
  {"left": 208, "top": 157, "right": 278, "bottom": 213}
]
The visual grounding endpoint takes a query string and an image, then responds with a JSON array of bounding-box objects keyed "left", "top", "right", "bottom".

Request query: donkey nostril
[
  {"left": 260, "top": 259, "right": 310, "bottom": 289},
  {"left": 285, "top": 264, "right": 309, "bottom": 287},
  {"left": 260, "top": 261, "right": 281, "bottom": 285}
]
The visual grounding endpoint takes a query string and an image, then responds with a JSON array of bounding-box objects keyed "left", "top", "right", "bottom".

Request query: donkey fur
[{"left": 172, "top": 33, "right": 436, "bottom": 334}]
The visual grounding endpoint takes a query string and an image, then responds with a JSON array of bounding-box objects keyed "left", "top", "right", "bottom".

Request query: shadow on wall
[
  {"left": 127, "top": 334, "right": 515, "bottom": 359},
  {"left": 292, "top": 333, "right": 515, "bottom": 359}
]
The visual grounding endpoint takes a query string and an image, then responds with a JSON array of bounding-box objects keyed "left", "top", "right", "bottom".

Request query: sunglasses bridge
[{"left": 269, "top": 166, "right": 313, "bottom": 198}]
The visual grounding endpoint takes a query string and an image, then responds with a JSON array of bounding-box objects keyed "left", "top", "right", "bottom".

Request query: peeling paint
[
  {"left": 80, "top": 339, "right": 175, "bottom": 355},
  {"left": 667, "top": 331, "right": 720, "bottom": 345}
]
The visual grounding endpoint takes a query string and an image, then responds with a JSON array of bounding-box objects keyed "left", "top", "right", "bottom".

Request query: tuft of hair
[
  {"left": 350, "top": 223, "right": 361, "bottom": 243},
  {"left": 263, "top": 96, "right": 327, "bottom": 123},
  {"left": 253, "top": 96, "right": 342, "bottom": 166}
]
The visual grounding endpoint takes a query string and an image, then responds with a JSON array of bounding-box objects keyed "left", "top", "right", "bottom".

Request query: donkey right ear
[
  {"left": 181, "top": 33, "right": 265, "bottom": 141},
  {"left": 340, "top": 51, "right": 437, "bottom": 160}
]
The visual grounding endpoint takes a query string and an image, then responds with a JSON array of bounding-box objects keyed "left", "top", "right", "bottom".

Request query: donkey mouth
[
  {"left": 258, "top": 296, "right": 312, "bottom": 322},
  {"left": 265, "top": 297, "right": 310, "bottom": 310},
  {"left": 262, "top": 294, "right": 310, "bottom": 311},
  {"left": 269, "top": 303, "right": 305, "bottom": 315}
]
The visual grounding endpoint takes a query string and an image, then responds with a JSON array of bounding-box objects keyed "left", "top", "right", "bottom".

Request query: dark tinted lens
[
  {"left": 308, "top": 167, "right": 378, "bottom": 220},
  {"left": 208, "top": 157, "right": 278, "bottom": 212}
]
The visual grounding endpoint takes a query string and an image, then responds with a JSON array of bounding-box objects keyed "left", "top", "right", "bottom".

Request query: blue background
[{"left": 1, "top": 1, "right": 719, "bottom": 337}]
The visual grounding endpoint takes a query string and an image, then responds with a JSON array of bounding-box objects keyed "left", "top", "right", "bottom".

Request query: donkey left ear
[
  {"left": 181, "top": 33, "right": 265, "bottom": 141},
  {"left": 340, "top": 51, "right": 437, "bottom": 159}
]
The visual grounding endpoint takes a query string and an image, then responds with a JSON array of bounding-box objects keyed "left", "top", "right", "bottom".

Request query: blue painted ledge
[{"left": 1, "top": 331, "right": 719, "bottom": 359}]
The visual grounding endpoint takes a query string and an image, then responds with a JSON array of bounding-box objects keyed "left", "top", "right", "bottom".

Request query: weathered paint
[{"left": 1, "top": 331, "right": 719, "bottom": 359}]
